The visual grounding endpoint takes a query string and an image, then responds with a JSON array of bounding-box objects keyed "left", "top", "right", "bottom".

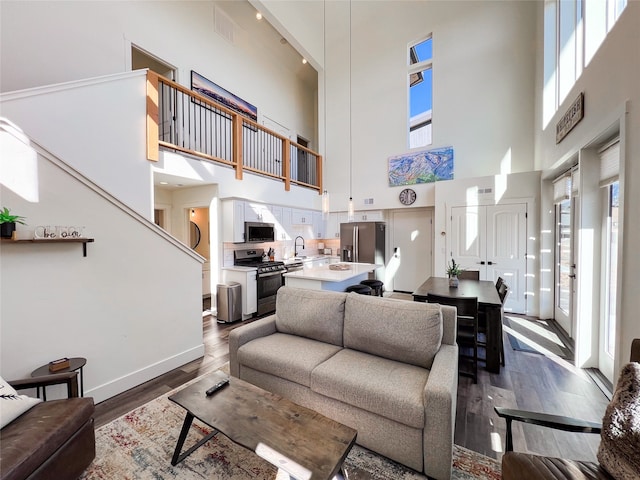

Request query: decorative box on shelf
[{"left": 48, "top": 357, "right": 70, "bottom": 372}]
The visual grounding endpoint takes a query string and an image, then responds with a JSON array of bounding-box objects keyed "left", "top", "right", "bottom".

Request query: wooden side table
[{"left": 31, "top": 357, "right": 87, "bottom": 400}]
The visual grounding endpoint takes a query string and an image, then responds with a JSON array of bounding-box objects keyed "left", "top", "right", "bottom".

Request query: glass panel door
[
  {"left": 599, "top": 181, "right": 619, "bottom": 381},
  {"left": 555, "top": 198, "right": 574, "bottom": 335}
]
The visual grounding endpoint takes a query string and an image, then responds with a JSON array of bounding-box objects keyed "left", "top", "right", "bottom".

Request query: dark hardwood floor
[{"left": 93, "top": 307, "right": 611, "bottom": 464}]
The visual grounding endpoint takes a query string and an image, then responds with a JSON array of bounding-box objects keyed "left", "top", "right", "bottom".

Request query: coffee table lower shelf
[{"left": 168, "top": 372, "right": 357, "bottom": 480}]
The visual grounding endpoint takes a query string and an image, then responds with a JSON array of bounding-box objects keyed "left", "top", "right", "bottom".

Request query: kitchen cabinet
[
  {"left": 312, "top": 211, "right": 324, "bottom": 239},
  {"left": 325, "top": 212, "right": 350, "bottom": 238},
  {"left": 271, "top": 205, "right": 292, "bottom": 241},
  {"left": 354, "top": 210, "right": 384, "bottom": 222},
  {"left": 245, "top": 202, "right": 271, "bottom": 223},
  {"left": 291, "top": 209, "right": 313, "bottom": 225},
  {"left": 222, "top": 268, "right": 257, "bottom": 319},
  {"left": 222, "top": 200, "right": 245, "bottom": 243}
]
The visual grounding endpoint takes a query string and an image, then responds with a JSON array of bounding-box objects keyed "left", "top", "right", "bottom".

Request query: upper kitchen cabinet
[
  {"left": 245, "top": 202, "right": 271, "bottom": 223},
  {"left": 222, "top": 199, "right": 245, "bottom": 243},
  {"left": 312, "top": 211, "right": 324, "bottom": 239},
  {"left": 291, "top": 209, "right": 313, "bottom": 225},
  {"left": 271, "top": 205, "right": 292, "bottom": 241},
  {"left": 354, "top": 210, "right": 384, "bottom": 222}
]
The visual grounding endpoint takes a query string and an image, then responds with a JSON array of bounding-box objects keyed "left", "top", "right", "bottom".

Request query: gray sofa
[{"left": 229, "top": 286, "right": 458, "bottom": 480}]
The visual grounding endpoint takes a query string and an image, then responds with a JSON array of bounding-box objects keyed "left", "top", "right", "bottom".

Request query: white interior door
[
  {"left": 485, "top": 203, "right": 527, "bottom": 313},
  {"left": 450, "top": 205, "right": 485, "bottom": 273},
  {"left": 450, "top": 203, "right": 527, "bottom": 313},
  {"left": 388, "top": 208, "right": 433, "bottom": 292}
]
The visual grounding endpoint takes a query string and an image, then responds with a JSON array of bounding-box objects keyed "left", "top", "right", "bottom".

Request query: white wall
[
  {"left": 0, "top": 127, "right": 204, "bottom": 403},
  {"left": 0, "top": 0, "right": 318, "bottom": 148},
  {"left": 0, "top": 72, "right": 153, "bottom": 218},
  {"left": 263, "top": 0, "right": 537, "bottom": 212},
  {"left": 533, "top": 3, "right": 640, "bottom": 376}
]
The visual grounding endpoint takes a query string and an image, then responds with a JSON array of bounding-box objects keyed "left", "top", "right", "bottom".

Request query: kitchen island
[{"left": 283, "top": 262, "right": 380, "bottom": 292}]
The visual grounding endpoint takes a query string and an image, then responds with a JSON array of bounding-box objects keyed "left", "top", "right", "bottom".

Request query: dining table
[{"left": 412, "top": 276, "right": 503, "bottom": 374}]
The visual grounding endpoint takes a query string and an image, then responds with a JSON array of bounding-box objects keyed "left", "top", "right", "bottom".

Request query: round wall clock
[{"left": 399, "top": 188, "right": 417, "bottom": 205}]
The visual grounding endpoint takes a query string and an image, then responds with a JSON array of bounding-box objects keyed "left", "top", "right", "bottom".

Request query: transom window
[
  {"left": 408, "top": 35, "right": 433, "bottom": 149},
  {"left": 543, "top": 0, "right": 627, "bottom": 128}
]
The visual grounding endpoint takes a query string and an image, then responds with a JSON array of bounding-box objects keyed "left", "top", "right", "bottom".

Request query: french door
[
  {"left": 554, "top": 197, "right": 576, "bottom": 336},
  {"left": 449, "top": 203, "right": 527, "bottom": 313}
]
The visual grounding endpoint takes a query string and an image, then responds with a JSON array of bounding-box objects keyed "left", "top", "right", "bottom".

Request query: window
[
  {"left": 543, "top": 0, "right": 627, "bottom": 127},
  {"left": 408, "top": 36, "right": 432, "bottom": 149}
]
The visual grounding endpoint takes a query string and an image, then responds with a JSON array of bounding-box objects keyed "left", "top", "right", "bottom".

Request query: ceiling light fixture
[
  {"left": 302, "top": 58, "right": 307, "bottom": 65},
  {"left": 256, "top": 12, "right": 262, "bottom": 20},
  {"left": 347, "top": 0, "right": 354, "bottom": 222},
  {"left": 322, "top": 1, "right": 330, "bottom": 219}
]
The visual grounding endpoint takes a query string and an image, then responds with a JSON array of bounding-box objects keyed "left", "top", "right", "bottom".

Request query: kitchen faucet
[{"left": 294, "top": 236, "right": 305, "bottom": 257}]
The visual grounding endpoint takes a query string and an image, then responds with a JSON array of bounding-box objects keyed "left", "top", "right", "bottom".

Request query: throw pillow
[
  {"left": 597, "top": 362, "right": 640, "bottom": 479},
  {"left": 0, "top": 376, "right": 42, "bottom": 429}
]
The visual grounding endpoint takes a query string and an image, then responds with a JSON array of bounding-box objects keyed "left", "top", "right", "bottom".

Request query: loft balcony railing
[{"left": 146, "top": 71, "right": 322, "bottom": 193}]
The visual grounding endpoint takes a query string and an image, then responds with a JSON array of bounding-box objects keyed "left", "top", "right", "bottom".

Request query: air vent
[
  {"left": 215, "top": 6, "right": 235, "bottom": 44},
  {"left": 364, "top": 198, "right": 374, "bottom": 205},
  {"left": 478, "top": 187, "right": 493, "bottom": 195}
]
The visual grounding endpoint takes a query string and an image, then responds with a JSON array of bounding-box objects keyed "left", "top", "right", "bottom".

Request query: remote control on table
[{"left": 205, "top": 378, "right": 229, "bottom": 396}]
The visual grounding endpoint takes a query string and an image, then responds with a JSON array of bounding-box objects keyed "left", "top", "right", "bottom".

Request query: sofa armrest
[
  {"left": 440, "top": 305, "right": 457, "bottom": 346},
  {"left": 423, "top": 343, "right": 459, "bottom": 480},
  {"left": 229, "top": 315, "right": 277, "bottom": 377},
  {"left": 9, "top": 372, "right": 80, "bottom": 398}
]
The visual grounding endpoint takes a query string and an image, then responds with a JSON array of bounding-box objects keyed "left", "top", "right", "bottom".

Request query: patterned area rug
[{"left": 81, "top": 375, "right": 500, "bottom": 480}]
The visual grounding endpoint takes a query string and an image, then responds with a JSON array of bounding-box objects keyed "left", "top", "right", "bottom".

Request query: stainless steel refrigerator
[{"left": 340, "top": 222, "right": 386, "bottom": 280}]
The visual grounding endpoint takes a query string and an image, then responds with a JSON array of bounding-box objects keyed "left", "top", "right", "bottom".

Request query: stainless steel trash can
[{"left": 216, "top": 282, "right": 242, "bottom": 323}]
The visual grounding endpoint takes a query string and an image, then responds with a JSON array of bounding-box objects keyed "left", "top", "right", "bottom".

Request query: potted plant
[
  {"left": 0, "top": 207, "right": 26, "bottom": 239},
  {"left": 446, "top": 258, "right": 463, "bottom": 288}
]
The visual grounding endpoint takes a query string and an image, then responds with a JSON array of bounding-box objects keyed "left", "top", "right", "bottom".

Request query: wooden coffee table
[{"left": 168, "top": 371, "right": 357, "bottom": 480}]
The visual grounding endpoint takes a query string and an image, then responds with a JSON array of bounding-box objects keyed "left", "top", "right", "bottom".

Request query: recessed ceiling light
[
  {"left": 159, "top": 181, "right": 169, "bottom": 185},
  {"left": 256, "top": 12, "right": 262, "bottom": 20},
  {"left": 302, "top": 58, "right": 308, "bottom": 64}
]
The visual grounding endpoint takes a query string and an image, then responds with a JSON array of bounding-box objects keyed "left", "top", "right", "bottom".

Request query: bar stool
[
  {"left": 360, "top": 279, "right": 384, "bottom": 297},
  {"left": 345, "top": 284, "right": 372, "bottom": 295}
]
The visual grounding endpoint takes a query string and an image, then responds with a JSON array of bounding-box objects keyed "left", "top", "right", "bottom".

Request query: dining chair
[
  {"left": 427, "top": 293, "right": 479, "bottom": 383},
  {"left": 457, "top": 270, "right": 480, "bottom": 280},
  {"left": 478, "top": 280, "right": 508, "bottom": 367},
  {"left": 498, "top": 282, "right": 509, "bottom": 303}
]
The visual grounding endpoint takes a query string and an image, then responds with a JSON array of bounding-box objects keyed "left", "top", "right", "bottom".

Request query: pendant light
[
  {"left": 347, "top": 0, "right": 354, "bottom": 222},
  {"left": 322, "top": 1, "right": 330, "bottom": 219}
]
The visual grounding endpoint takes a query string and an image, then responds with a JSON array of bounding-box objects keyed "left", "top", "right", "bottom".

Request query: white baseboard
[{"left": 87, "top": 344, "right": 206, "bottom": 404}]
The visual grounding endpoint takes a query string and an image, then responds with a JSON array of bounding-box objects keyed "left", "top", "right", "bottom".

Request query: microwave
[{"left": 245, "top": 222, "right": 275, "bottom": 243}]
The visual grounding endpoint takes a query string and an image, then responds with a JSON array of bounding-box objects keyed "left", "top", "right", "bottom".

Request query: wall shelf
[{"left": 2, "top": 238, "right": 95, "bottom": 257}]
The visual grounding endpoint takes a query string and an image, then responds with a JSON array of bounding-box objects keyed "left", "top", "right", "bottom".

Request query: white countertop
[
  {"left": 221, "top": 266, "right": 257, "bottom": 272},
  {"left": 283, "top": 262, "right": 379, "bottom": 282}
]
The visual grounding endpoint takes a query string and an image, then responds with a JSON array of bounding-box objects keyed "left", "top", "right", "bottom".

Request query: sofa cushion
[
  {"left": 311, "top": 348, "right": 428, "bottom": 428},
  {"left": 275, "top": 287, "right": 347, "bottom": 346},
  {"left": 237, "top": 333, "right": 343, "bottom": 387},
  {"left": 0, "top": 397, "right": 94, "bottom": 480},
  {"left": 0, "top": 376, "right": 42, "bottom": 429},
  {"left": 343, "top": 293, "right": 443, "bottom": 369},
  {"left": 597, "top": 362, "right": 640, "bottom": 479}
]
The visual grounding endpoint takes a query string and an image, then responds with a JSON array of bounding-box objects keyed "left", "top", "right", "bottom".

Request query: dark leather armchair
[
  {"left": 496, "top": 339, "right": 640, "bottom": 479},
  {"left": 0, "top": 371, "right": 95, "bottom": 480}
]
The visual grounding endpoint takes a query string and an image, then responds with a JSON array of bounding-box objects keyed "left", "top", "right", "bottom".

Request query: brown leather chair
[
  {"left": 496, "top": 339, "right": 640, "bottom": 480},
  {"left": 0, "top": 371, "right": 95, "bottom": 480}
]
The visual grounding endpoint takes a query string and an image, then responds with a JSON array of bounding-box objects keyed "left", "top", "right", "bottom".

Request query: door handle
[
  {"left": 479, "top": 261, "right": 485, "bottom": 265},
  {"left": 569, "top": 274, "right": 576, "bottom": 279},
  {"left": 487, "top": 261, "right": 496, "bottom": 265}
]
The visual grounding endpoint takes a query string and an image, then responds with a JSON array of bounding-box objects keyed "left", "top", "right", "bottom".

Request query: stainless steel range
[{"left": 234, "top": 248, "right": 286, "bottom": 316}]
